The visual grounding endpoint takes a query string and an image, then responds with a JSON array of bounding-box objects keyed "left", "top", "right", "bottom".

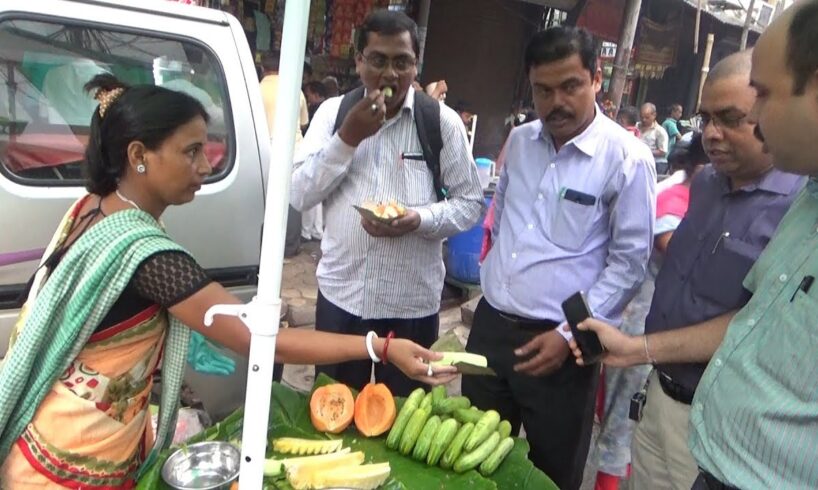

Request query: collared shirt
[
  {"left": 689, "top": 179, "right": 818, "bottom": 489},
  {"left": 646, "top": 166, "right": 804, "bottom": 391},
  {"left": 290, "top": 86, "right": 483, "bottom": 319},
  {"left": 639, "top": 121, "right": 669, "bottom": 163},
  {"left": 481, "top": 109, "right": 656, "bottom": 326},
  {"left": 662, "top": 117, "right": 682, "bottom": 154}
]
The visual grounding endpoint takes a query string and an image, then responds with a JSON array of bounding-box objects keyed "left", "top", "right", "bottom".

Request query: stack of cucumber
[{"left": 385, "top": 386, "right": 515, "bottom": 476}]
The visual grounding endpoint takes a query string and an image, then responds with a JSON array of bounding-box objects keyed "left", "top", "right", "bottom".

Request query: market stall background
[{"left": 196, "top": 0, "right": 413, "bottom": 91}]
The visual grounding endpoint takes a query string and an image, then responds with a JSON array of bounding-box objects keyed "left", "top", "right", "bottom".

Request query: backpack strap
[
  {"left": 333, "top": 85, "right": 366, "bottom": 134},
  {"left": 413, "top": 91, "right": 446, "bottom": 201}
]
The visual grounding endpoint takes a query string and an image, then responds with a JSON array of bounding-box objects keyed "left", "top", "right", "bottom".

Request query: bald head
[
  {"left": 640, "top": 102, "right": 656, "bottom": 114},
  {"left": 749, "top": 0, "right": 818, "bottom": 176},
  {"left": 785, "top": 0, "right": 818, "bottom": 94},
  {"left": 639, "top": 102, "right": 657, "bottom": 127},
  {"left": 707, "top": 49, "right": 753, "bottom": 85}
]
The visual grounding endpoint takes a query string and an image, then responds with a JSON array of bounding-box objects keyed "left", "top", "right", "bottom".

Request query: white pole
[{"left": 204, "top": 0, "right": 310, "bottom": 487}]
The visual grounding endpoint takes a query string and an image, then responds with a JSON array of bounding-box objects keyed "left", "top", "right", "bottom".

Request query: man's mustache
[{"left": 546, "top": 108, "right": 573, "bottom": 122}]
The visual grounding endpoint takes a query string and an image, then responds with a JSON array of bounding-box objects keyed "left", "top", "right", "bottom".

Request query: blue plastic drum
[{"left": 445, "top": 193, "right": 493, "bottom": 284}]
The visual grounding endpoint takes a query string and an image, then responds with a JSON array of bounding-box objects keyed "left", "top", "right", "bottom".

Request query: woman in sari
[{"left": 0, "top": 74, "right": 455, "bottom": 489}]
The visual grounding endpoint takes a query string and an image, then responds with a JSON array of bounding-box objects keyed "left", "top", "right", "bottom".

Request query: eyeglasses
[
  {"left": 695, "top": 110, "right": 749, "bottom": 131},
  {"left": 361, "top": 53, "right": 417, "bottom": 73}
]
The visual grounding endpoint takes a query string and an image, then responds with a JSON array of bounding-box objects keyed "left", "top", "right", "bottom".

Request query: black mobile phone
[
  {"left": 562, "top": 188, "right": 597, "bottom": 206},
  {"left": 561, "top": 291, "right": 606, "bottom": 364}
]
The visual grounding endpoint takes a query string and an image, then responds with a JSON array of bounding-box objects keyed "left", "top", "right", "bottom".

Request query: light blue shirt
[{"left": 481, "top": 109, "right": 656, "bottom": 326}]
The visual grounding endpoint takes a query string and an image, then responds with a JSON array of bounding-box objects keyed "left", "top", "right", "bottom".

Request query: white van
[{"left": 0, "top": 0, "right": 272, "bottom": 417}]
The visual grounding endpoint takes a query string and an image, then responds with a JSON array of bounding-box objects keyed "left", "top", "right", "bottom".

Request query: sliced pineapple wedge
[
  {"left": 272, "top": 437, "right": 343, "bottom": 455},
  {"left": 317, "top": 462, "right": 391, "bottom": 490},
  {"left": 264, "top": 447, "right": 351, "bottom": 477},
  {"left": 286, "top": 452, "right": 366, "bottom": 490}
]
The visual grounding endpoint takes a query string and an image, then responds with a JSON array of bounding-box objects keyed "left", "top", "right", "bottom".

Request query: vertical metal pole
[
  {"left": 204, "top": 1, "right": 311, "bottom": 488},
  {"left": 694, "top": 0, "right": 703, "bottom": 54},
  {"left": 740, "top": 0, "right": 757, "bottom": 50}
]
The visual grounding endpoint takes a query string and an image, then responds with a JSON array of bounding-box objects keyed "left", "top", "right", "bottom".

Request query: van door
[{"left": 0, "top": 0, "right": 268, "bottom": 356}]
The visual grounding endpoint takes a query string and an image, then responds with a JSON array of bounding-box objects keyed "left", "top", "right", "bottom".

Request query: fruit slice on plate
[
  {"left": 310, "top": 383, "right": 355, "bottom": 434},
  {"left": 354, "top": 383, "right": 397, "bottom": 437},
  {"left": 286, "top": 451, "right": 366, "bottom": 490},
  {"left": 317, "top": 462, "right": 391, "bottom": 490},
  {"left": 264, "top": 447, "right": 352, "bottom": 477},
  {"left": 272, "top": 437, "right": 344, "bottom": 455}
]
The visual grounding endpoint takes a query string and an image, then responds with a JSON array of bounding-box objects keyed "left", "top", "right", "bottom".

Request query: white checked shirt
[{"left": 291, "top": 87, "right": 484, "bottom": 319}]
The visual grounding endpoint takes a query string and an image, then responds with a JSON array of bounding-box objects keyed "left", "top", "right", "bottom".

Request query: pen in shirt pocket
[
  {"left": 789, "top": 275, "right": 814, "bottom": 302},
  {"left": 401, "top": 152, "right": 424, "bottom": 161}
]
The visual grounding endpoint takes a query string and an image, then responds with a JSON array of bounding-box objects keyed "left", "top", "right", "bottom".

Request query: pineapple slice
[
  {"left": 317, "top": 462, "right": 391, "bottom": 490},
  {"left": 264, "top": 447, "right": 351, "bottom": 477},
  {"left": 272, "top": 437, "right": 343, "bottom": 455},
  {"left": 286, "top": 452, "right": 365, "bottom": 490}
]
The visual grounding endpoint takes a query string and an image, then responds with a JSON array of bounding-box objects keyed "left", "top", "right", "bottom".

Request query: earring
[{"left": 136, "top": 162, "right": 146, "bottom": 174}]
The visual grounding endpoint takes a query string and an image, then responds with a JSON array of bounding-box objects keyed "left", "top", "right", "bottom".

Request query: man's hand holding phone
[
  {"left": 564, "top": 317, "right": 647, "bottom": 368},
  {"left": 561, "top": 291, "right": 607, "bottom": 365}
]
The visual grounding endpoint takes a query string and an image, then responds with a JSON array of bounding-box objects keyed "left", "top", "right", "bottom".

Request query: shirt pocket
[
  {"left": 694, "top": 237, "right": 759, "bottom": 309},
  {"left": 549, "top": 192, "right": 597, "bottom": 250},
  {"left": 402, "top": 159, "right": 435, "bottom": 206}
]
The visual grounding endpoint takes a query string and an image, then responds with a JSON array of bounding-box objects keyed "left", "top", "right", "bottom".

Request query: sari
[{"left": 0, "top": 196, "right": 191, "bottom": 489}]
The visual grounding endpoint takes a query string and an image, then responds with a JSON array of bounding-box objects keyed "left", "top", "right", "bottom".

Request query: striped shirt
[
  {"left": 689, "top": 179, "right": 817, "bottom": 489},
  {"left": 291, "top": 87, "right": 483, "bottom": 319}
]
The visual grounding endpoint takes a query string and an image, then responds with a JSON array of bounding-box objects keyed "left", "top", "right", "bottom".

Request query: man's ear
[
  {"left": 354, "top": 52, "right": 364, "bottom": 77},
  {"left": 592, "top": 67, "right": 603, "bottom": 94}
]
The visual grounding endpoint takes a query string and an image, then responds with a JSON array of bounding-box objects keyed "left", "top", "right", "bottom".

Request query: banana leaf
[{"left": 137, "top": 374, "right": 557, "bottom": 489}]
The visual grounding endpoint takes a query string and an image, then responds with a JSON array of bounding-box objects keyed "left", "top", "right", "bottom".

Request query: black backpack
[{"left": 332, "top": 86, "right": 447, "bottom": 201}]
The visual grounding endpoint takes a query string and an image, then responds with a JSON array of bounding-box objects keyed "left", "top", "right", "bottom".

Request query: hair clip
[{"left": 95, "top": 87, "right": 125, "bottom": 118}]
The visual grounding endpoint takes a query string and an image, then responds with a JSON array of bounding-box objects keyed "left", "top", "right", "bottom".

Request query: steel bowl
[{"left": 161, "top": 441, "right": 240, "bottom": 490}]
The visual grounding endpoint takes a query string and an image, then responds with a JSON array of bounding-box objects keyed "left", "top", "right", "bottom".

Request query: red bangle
[{"left": 382, "top": 331, "right": 395, "bottom": 364}]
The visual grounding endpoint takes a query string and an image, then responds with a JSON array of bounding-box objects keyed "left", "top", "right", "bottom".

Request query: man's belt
[
  {"left": 496, "top": 311, "right": 559, "bottom": 332},
  {"left": 698, "top": 469, "right": 740, "bottom": 490},
  {"left": 657, "top": 371, "right": 695, "bottom": 405}
]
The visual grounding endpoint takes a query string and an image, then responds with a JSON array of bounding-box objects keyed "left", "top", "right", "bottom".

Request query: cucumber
[
  {"left": 419, "top": 392, "right": 433, "bottom": 412},
  {"left": 431, "top": 385, "right": 447, "bottom": 413},
  {"left": 435, "top": 396, "right": 471, "bottom": 415},
  {"left": 386, "top": 403, "right": 417, "bottom": 450},
  {"left": 405, "top": 388, "right": 426, "bottom": 408},
  {"left": 479, "top": 436, "right": 514, "bottom": 476},
  {"left": 412, "top": 415, "right": 442, "bottom": 461},
  {"left": 454, "top": 431, "right": 501, "bottom": 474},
  {"left": 453, "top": 408, "right": 485, "bottom": 424},
  {"left": 440, "top": 422, "right": 474, "bottom": 470},
  {"left": 497, "top": 420, "right": 513, "bottom": 439},
  {"left": 464, "top": 410, "right": 501, "bottom": 452},
  {"left": 427, "top": 418, "right": 459, "bottom": 466},
  {"left": 398, "top": 408, "right": 430, "bottom": 455}
]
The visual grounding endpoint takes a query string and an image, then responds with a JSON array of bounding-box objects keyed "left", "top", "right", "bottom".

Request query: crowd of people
[{"left": 1, "top": 2, "right": 817, "bottom": 489}]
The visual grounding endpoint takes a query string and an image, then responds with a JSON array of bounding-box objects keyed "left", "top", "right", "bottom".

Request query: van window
[{"left": 0, "top": 18, "right": 232, "bottom": 185}]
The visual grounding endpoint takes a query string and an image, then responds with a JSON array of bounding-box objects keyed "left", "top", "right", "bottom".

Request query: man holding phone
[
  {"left": 462, "top": 26, "right": 655, "bottom": 490},
  {"left": 570, "top": 5, "right": 818, "bottom": 487}
]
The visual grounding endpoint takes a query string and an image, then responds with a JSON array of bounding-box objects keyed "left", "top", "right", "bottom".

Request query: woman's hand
[{"left": 387, "top": 339, "right": 458, "bottom": 385}]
